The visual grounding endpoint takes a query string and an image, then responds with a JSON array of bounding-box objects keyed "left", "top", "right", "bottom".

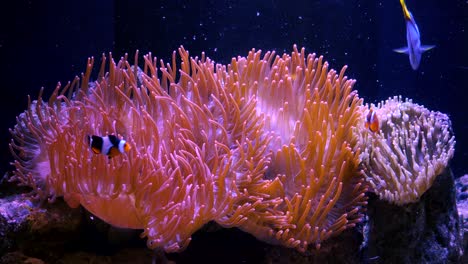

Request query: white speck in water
[{"left": 256, "top": 11, "right": 260, "bottom": 16}]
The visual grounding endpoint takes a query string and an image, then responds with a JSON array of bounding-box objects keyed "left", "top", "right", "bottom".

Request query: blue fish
[{"left": 393, "top": 0, "right": 435, "bottom": 70}]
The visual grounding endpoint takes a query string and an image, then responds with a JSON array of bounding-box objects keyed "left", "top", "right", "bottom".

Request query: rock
[
  {"left": 55, "top": 248, "right": 153, "bottom": 264},
  {"left": 0, "top": 251, "right": 45, "bottom": 264},
  {"left": 364, "top": 168, "right": 464, "bottom": 263},
  {"left": 263, "top": 226, "right": 364, "bottom": 264},
  {"left": 455, "top": 174, "right": 468, "bottom": 264},
  {"left": 0, "top": 168, "right": 464, "bottom": 263},
  {"left": 0, "top": 194, "right": 83, "bottom": 262}
]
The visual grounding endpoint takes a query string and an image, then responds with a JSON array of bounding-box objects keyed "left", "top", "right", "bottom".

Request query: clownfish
[
  {"left": 87, "top": 135, "right": 131, "bottom": 158},
  {"left": 365, "top": 109, "right": 379, "bottom": 133}
]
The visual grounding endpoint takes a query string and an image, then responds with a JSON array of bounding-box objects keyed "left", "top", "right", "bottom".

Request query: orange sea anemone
[
  {"left": 9, "top": 46, "right": 368, "bottom": 253},
  {"left": 229, "top": 46, "right": 368, "bottom": 251}
]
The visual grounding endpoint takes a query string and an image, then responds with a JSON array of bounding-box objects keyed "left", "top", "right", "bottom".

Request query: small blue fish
[{"left": 393, "top": 0, "right": 435, "bottom": 70}]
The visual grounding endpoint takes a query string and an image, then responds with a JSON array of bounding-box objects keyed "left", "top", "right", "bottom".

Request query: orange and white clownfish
[
  {"left": 365, "top": 109, "right": 379, "bottom": 133},
  {"left": 87, "top": 135, "right": 131, "bottom": 158}
]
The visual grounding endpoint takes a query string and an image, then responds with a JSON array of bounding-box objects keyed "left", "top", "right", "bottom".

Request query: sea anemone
[
  {"left": 9, "top": 46, "right": 368, "bottom": 252},
  {"left": 359, "top": 96, "right": 456, "bottom": 205},
  {"left": 231, "top": 46, "right": 368, "bottom": 251}
]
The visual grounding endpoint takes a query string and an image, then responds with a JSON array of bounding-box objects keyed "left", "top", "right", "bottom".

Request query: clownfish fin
[
  {"left": 107, "top": 147, "right": 121, "bottom": 158},
  {"left": 91, "top": 146, "right": 101, "bottom": 154}
]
